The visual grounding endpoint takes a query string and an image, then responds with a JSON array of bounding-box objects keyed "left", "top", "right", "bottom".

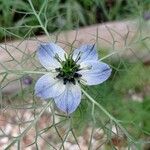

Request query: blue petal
[
  {"left": 54, "top": 83, "right": 81, "bottom": 114},
  {"left": 73, "top": 44, "right": 98, "bottom": 63},
  {"left": 78, "top": 61, "right": 112, "bottom": 85},
  {"left": 37, "top": 43, "right": 66, "bottom": 70},
  {"left": 35, "top": 74, "right": 66, "bottom": 99}
]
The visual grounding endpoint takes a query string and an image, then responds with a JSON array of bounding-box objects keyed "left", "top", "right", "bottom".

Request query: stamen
[
  {"left": 80, "top": 78, "right": 87, "bottom": 85},
  {"left": 54, "top": 53, "right": 62, "bottom": 63},
  {"left": 79, "top": 65, "right": 92, "bottom": 71},
  {"left": 68, "top": 53, "right": 73, "bottom": 59},
  {"left": 55, "top": 68, "right": 61, "bottom": 72},
  {"left": 69, "top": 78, "right": 76, "bottom": 85},
  {"left": 90, "top": 44, "right": 95, "bottom": 51},
  {"left": 55, "top": 54, "right": 82, "bottom": 85},
  {"left": 64, "top": 53, "right": 68, "bottom": 60},
  {"left": 63, "top": 78, "right": 68, "bottom": 84},
  {"left": 75, "top": 51, "right": 82, "bottom": 63},
  {"left": 74, "top": 73, "right": 82, "bottom": 78},
  {"left": 56, "top": 73, "right": 63, "bottom": 78}
]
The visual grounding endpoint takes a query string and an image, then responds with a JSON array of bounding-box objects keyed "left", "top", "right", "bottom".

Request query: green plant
[{"left": 0, "top": 0, "right": 149, "bottom": 42}]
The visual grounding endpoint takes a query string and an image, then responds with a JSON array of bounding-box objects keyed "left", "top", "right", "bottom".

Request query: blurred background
[
  {"left": 0, "top": 0, "right": 150, "bottom": 149},
  {"left": 0, "top": 0, "right": 149, "bottom": 41}
]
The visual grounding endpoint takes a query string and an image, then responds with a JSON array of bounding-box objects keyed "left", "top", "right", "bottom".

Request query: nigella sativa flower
[{"left": 35, "top": 43, "right": 112, "bottom": 114}]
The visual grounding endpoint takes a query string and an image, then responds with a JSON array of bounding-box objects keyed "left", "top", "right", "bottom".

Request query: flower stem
[
  {"left": 4, "top": 101, "right": 52, "bottom": 150},
  {"left": 1, "top": 70, "right": 49, "bottom": 75},
  {"left": 28, "top": 0, "right": 51, "bottom": 39},
  {"left": 81, "top": 88, "right": 136, "bottom": 143}
]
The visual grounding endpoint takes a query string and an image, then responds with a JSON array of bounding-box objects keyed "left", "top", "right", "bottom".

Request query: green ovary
[{"left": 56, "top": 58, "right": 81, "bottom": 84}]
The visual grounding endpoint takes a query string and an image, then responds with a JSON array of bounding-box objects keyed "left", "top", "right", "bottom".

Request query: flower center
[{"left": 55, "top": 57, "right": 82, "bottom": 85}]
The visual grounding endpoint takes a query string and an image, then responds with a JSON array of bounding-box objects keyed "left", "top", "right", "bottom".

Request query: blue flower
[{"left": 35, "top": 43, "right": 112, "bottom": 114}]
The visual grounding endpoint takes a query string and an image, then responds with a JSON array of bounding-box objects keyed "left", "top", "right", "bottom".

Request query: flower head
[{"left": 35, "top": 43, "right": 112, "bottom": 114}]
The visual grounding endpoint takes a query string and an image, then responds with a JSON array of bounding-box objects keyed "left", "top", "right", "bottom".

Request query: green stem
[
  {"left": 81, "top": 88, "right": 135, "bottom": 143},
  {"left": 4, "top": 101, "right": 52, "bottom": 150},
  {"left": 1, "top": 70, "right": 49, "bottom": 75},
  {"left": 28, "top": 0, "right": 51, "bottom": 39}
]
